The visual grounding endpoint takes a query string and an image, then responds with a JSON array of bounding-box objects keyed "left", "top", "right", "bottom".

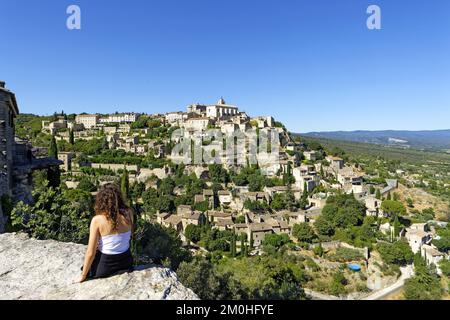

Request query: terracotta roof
[
  {"left": 208, "top": 211, "right": 232, "bottom": 218},
  {"left": 216, "top": 219, "right": 234, "bottom": 227},
  {"left": 165, "top": 215, "right": 182, "bottom": 225},
  {"left": 249, "top": 223, "right": 273, "bottom": 232}
]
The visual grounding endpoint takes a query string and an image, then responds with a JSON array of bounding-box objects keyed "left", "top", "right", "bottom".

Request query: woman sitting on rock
[{"left": 75, "top": 183, "right": 134, "bottom": 283}]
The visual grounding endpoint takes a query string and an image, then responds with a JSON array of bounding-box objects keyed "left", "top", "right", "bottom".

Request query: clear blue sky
[{"left": 1, "top": 0, "right": 449, "bottom": 132}]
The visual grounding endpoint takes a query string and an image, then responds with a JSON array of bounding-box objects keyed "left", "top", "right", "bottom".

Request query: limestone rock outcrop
[{"left": 0, "top": 233, "right": 198, "bottom": 300}]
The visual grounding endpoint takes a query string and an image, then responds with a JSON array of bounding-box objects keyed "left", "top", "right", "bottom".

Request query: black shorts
[{"left": 84, "top": 249, "right": 134, "bottom": 279}]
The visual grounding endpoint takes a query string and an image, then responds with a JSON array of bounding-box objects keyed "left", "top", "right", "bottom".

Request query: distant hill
[{"left": 299, "top": 130, "right": 450, "bottom": 151}]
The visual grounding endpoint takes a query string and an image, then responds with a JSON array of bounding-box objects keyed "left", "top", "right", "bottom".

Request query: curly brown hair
[{"left": 94, "top": 183, "right": 130, "bottom": 231}]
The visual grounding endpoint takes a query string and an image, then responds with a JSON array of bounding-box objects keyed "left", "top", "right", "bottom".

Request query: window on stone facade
[{"left": 9, "top": 111, "right": 14, "bottom": 128}]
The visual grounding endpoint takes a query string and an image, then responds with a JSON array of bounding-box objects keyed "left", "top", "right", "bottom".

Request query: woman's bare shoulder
[{"left": 91, "top": 214, "right": 107, "bottom": 225}]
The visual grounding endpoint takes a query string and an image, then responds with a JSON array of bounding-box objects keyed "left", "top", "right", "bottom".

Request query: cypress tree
[
  {"left": 240, "top": 236, "right": 246, "bottom": 257},
  {"left": 48, "top": 135, "right": 58, "bottom": 159},
  {"left": 375, "top": 189, "right": 381, "bottom": 200},
  {"left": 393, "top": 215, "right": 401, "bottom": 238},
  {"left": 121, "top": 169, "right": 130, "bottom": 202},
  {"left": 69, "top": 130, "right": 75, "bottom": 145},
  {"left": 230, "top": 231, "right": 236, "bottom": 257},
  {"left": 300, "top": 182, "right": 309, "bottom": 209}
]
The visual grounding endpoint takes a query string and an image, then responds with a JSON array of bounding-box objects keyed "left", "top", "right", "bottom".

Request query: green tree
[
  {"left": 142, "top": 188, "right": 159, "bottom": 214},
  {"left": 230, "top": 231, "right": 236, "bottom": 257},
  {"left": 377, "top": 239, "right": 414, "bottom": 266},
  {"left": 248, "top": 173, "right": 265, "bottom": 192},
  {"left": 320, "top": 165, "right": 325, "bottom": 177},
  {"left": 48, "top": 135, "right": 58, "bottom": 159},
  {"left": 329, "top": 271, "right": 347, "bottom": 296},
  {"left": 432, "top": 225, "right": 450, "bottom": 253},
  {"left": 404, "top": 254, "right": 442, "bottom": 300},
  {"left": 11, "top": 185, "right": 92, "bottom": 244},
  {"left": 134, "top": 220, "right": 191, "bottom": 270},
  {"left": 292, "top": 223, "right": 317, "bottom": 243},
  {"left": 299, "top": 183, "right": 309, "bottom": 210},
  {"left": 439, "top": 259, "right": 450, "bottom": 277},
  {"left": 314, "top": 194, "right": 366, "bottom": 237},
  {"left": 194, "top": 200, "right": 209, "bottom": 213},
  {"left": 156, "top": 195, "right": 175, "bottom": 213},
  {"left": 77, "top": 176, "right": 96, "bottom": 192},
  {"left": 406, "top": 198, "right": 414, "bottom": 208},
  {"left": 159, "top": 177, "right": 175, "bottom": 196},
  {"left": 375, "top": 189, "right": 381, "bottom": 200},
  {"left": 130, "top": 182, "right": 146, "bottom": 201},
  {"left": 69, "top": 129, "right": 75, "bottom": 145},
  {"left": 177, "top": 257, "right": 245, "bottom": 300},
  {"left": 314, "top": 216, "right": 335, "bottom": 237},
  {"left": 313, "top": 244, "right": 324, "bottom": 257},
  {"left": 184, "top": 224, "right": 202, "bottom": 243},
  {"left": 262, "top": 233, "right": 292, "bottom": 253},
  {"left": 121, "top": 169, "right": 130, "bottom": 202},
  {"left": 381, "top": 200, "right": 406, "bottom": 220},
  {"left": 244, "top": 199, "right": 269, "bottom": 213},
  {"left": 208, "top": 164, "right": 230, "bottom": 185},
  {"left": 270, "top": 193, "right": 287, "bottom": 211}
]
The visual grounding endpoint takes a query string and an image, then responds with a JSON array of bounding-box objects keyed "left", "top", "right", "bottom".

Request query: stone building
[
  {"left": 75, "top": 114, "right": 99, "bottom": 129},
  {"left": 0, "top": 81, "right": 19, "bottom": 231},
  {"left": 186, "top": 98, "right": 239, "bottom": 120},
  {"left": 58, "top": 152, "right": 75, "bottom": 172},
  {"left": 206, "top": 98, "right": 238, "bottom": 119},
  {"left": 0, "top": 81, "right": 62, "bottom": 232},
  {"left": 99, "top": 113, "right": 140, "bottom": 124}
]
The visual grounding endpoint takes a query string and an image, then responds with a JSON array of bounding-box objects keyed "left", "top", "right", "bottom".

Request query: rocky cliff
[{"left": 0, "top": 233, "right": 198, "bottom": 300}]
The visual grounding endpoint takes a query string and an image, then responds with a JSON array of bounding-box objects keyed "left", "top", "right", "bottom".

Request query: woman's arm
[{"left": 75, "top": 217, "right": 100, "bottom": 283}]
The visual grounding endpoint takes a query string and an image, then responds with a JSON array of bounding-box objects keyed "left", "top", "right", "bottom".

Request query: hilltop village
[{"left": 1, "top": 81, "right": 449, "bottom": 300}]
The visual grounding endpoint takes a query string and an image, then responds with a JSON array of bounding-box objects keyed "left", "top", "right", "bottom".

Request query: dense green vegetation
[
  {"left": 15, "top": 114, "right": 48, "bottom": 140},
  {"left": 377, "top": 240, "right": 414, "bottom": 266},
  {"left": 432, "top": 224, "right": 450, "bottom": 253},
  {"left": 177, "top": 253, "right": 308, "bottom": 300},
  {"left": 11, "top": 175, "right": 93, "bottom": 244},
  {"left": 404, "top": 254, "right": 442, "bottom": 300},
  {"left": 314, "top": 194, "right": 368, "bottom": 242},
  {"left": 302, "top": 136, "right": 450, "bottom": 204}
]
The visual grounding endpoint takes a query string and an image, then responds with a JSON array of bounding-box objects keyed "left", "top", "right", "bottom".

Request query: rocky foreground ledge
[{"left": 0, "top": 233, "right": 198, "bottom": 300}]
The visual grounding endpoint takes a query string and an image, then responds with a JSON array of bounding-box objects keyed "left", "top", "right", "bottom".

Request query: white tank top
[{"left": 98, "top": 231, "right": 131, "bottom": 255}]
